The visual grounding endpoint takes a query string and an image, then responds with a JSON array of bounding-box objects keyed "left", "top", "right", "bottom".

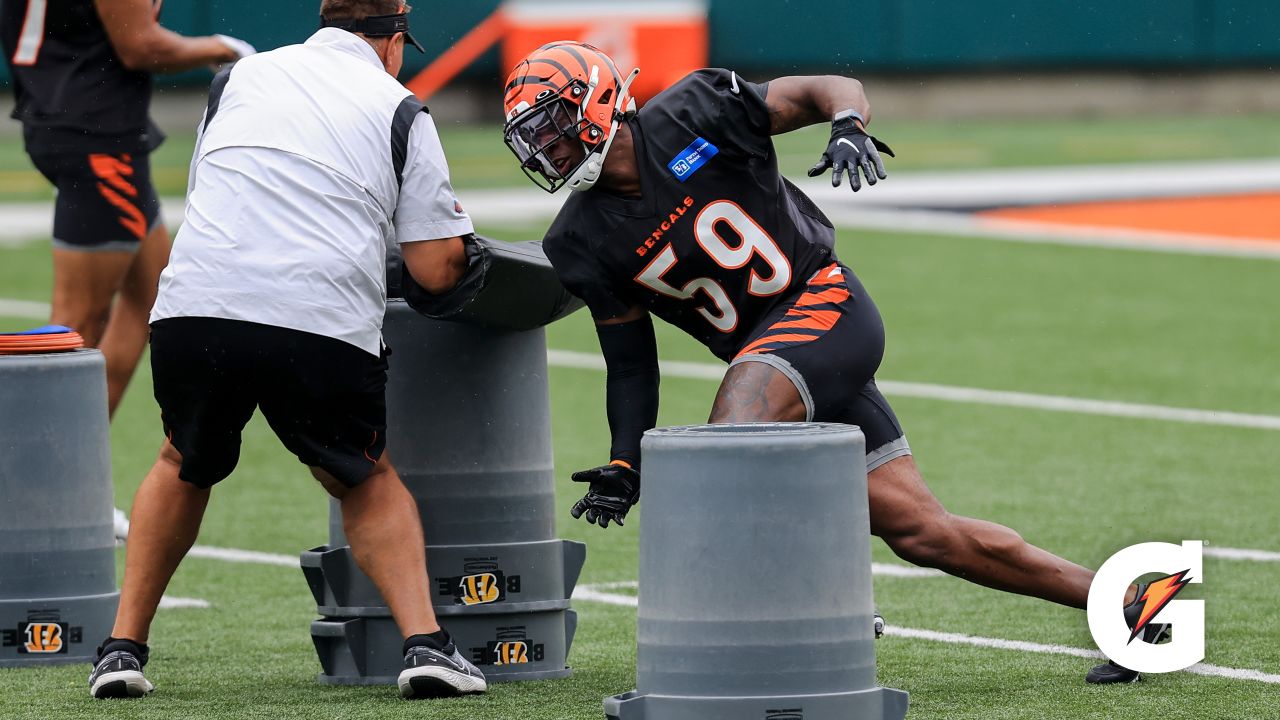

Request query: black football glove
[
  {"left": 570, "top": 463, "right": 641, "bottom": 529},
  {"left": 807, "top": 113, "right": 895, "bottom": 192}
]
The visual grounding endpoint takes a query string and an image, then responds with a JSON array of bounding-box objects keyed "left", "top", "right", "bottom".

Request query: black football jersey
[
  {"left": 2, "top": 0, "right": 162, "bottom": 150},
  {"left": 544, "top": 68, "right": 839, "bottom": 362}
]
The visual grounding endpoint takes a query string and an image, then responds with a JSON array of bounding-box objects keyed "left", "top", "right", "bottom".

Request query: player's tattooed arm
[{"left": 763, "top": 75, "right": 873, "bottom": 135}]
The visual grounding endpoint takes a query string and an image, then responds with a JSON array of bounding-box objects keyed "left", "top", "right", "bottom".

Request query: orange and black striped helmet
[{"left": 502, "top": 41, "right": 638, "bottom": 193}]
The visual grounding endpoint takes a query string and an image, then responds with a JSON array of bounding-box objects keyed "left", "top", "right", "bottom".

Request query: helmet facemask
[
  {"left": 504, "top": 50, "right": 640, "bottom": 194},
  {"left": 503, "top": 81, "right": 598, "bottom": 193}
]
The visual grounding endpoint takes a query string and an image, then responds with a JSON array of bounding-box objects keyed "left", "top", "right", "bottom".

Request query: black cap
[{"left": 320, "top": 12, "right": 426, "bottom": 54}]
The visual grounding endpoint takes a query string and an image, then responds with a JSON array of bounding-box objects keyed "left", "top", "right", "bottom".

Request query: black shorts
[
  {"left": 27, "top": 149, "right": 161, "bottom": 250},
  {"left": 150, "top": 317, "right": 389, "bottom": 489},
  {"left": 732, "top": 263, "right": 911, "bottom": 471}
]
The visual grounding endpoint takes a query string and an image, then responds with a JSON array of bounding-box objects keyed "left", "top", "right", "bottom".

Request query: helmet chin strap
[{"left": 568, "top": 67, "right": 641, "bottom": 192}]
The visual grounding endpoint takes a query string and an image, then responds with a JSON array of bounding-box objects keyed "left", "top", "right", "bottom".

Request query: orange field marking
[{"left": 979, "top": 192, "right": 1280, "bottom": 243}]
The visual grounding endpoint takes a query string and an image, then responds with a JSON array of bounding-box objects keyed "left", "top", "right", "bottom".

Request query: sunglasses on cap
[{"left": 319, "top": 12, "right": 426, "bottom": 53}]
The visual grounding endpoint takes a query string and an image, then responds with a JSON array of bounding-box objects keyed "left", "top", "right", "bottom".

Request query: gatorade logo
[
  {"left": 23, "top": 624, "right": 63, "bottom": 654},
  {"left": 1087, "top": 540, "right": 1205, "bottom": 673}
]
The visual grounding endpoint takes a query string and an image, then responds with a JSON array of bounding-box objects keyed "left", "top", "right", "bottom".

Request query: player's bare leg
[
  {"left": 708, "top": 360, "right": 1094, "bottom": 609},
  {"left": 867, "top": 455, "right": 1092, "bottom": 609},
  {"left": 708, "top": 361, "right": 807, "bottom": 423},
  {"left": 314, "top": 452, "right": 442, "bottom": 639},
  {"left": 98, "top": 222, "right": 170, "bottom": 416},
  {"left": 50, "top": 247, "right": 133, "bottom": 348},
  {"left": 112, "top": 440, "right": 210, "bottom": 643}
]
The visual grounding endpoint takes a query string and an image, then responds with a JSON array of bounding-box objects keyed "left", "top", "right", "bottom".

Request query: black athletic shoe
[
  {"left": 88, "top": 639, "right": 153, "bottom": 699},
  {"left": 1085, "top": 582, "right": 1173, "bottom": 685},
  {"left": 1086, "top": 660, "right": 1143, "bottom": 684},
  {"left": 398, "top": 637, "right": 487, "bottom": 699},
  {"left": 873, "top": 610, "right": 886, "bottom": 639}
]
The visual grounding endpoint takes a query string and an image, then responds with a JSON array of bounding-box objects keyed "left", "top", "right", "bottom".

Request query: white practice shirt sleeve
[{"left": 393, "top": 112, "right": 475, "bottom": 244}]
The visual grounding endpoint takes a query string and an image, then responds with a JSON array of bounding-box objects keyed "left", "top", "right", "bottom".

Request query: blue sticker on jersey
[{"left": 668, "top": 137, "right": 719, "bottom": 181}]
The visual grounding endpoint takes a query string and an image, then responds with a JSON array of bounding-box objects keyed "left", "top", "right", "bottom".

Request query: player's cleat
[
  {"left": 1086, "top": 660, "right": 1143, "bottom": 684},
  {"left": 398, "top": 635, "right": 487, "bottom": 699},
  {"left": 112, "top": 507, "right": 130, "bottom": 544},
  {"left": 88, "top": 639, "right": 153, "bottom": 699},
  {"left": 873, "top": 610, "right": 885, "bottom": 639},
  {"left": 1085, "top": 581, "right": 1172, "bottom": 684}
]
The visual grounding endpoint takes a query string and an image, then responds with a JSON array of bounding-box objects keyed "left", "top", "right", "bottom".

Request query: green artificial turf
[{"left": 1, "top": 220, "right": 1277, "bottom": 718}]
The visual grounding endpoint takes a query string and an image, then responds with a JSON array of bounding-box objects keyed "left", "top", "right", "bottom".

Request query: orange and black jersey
[
  {"left": 543, "top": 68, "right": 840, "bottom": 362},
  {"left": 1, "top": 0, "right": 163, "bottom": 151}
]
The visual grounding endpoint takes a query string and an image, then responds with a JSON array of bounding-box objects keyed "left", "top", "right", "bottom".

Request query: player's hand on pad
[
  {"left": 807, "top": 113, "right": 894, "bottom": 192},
  {"left": 211, "top": 34, "right": 256, "bottom": 73},
  {"left": 570, "top": 462, "right": 640, "bottom": 529}
]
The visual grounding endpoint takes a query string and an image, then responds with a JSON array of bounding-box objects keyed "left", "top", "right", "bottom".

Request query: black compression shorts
[
  {"left": 150, "top": 317, "right": 389, "bottom": 489},
  {"left": 27, "top": 149, "right": 161, "bottom": 251},
  {"left": 732, "top": 263, "right": 911, "bottom": 471}
]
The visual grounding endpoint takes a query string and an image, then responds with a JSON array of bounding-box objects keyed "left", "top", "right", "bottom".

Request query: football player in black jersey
[
  {"left": 501, "top": 42, "right": 1131, "bottom": 648},
  {"left": 1, "top": 0, "right": 253, "bottom": 417}
]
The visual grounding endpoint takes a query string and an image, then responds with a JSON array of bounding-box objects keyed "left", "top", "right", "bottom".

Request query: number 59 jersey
[{"left": 543, "top": 68, "right": 842, "bottom": 362}]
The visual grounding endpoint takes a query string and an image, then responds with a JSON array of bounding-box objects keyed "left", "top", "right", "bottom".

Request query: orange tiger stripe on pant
[
  {"left": 735, "top": 263, "right": 849, "bottom": 358},
  {"left": 89, "top": 153, "right": 147, "bottom": 240}
]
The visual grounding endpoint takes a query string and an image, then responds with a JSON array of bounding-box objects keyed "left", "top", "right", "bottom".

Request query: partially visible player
[
  {"left": 502, "top": 42, "right": 1163, "bottom": 684},
  {"left": 2, "top": 0, "right": 253, "bottom": 541},
  {"left": 1, "top": 0, "right": 254, "bottom": 417}
]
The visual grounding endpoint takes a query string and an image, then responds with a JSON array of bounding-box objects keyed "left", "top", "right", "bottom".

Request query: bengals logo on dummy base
[
  {"left": 459, "top": 573, "right": 501, "bottom": 606},
  {"left": 494, "top": 641, "right": 529, "bottom": 665},
  {"left": 2, "top": 612, "right": 83, "bottom": 655},
  {"left": 470, "top": 626, "right": 545, "bottom": 666},
  {"left": 437, "top": 558, "right": 522, "bottom": 606},
  {"left": 24, "top": 623, "right": 63, "bottom": 654}
]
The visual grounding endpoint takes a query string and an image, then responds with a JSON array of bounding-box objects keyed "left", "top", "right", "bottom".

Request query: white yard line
[
  {"left": 547, "top": 349, "right": 1280, "bottom": 432},
  {"left": 584, "top": 581, "right": 643, "bottom": 590},
  {"left": 0, "top": 297, "right": 49, "bottom": 319},
  {"left": 159, "top": 595, "right": 211, "bottom": 610},
  {"left": 1181, "top": 662, "right": 1280, "bottom": 685},
  {"left": 875, "top": 381, "right": 1280, "bottom": 431},
  {"left": 186, "top": 544, "right": 298, "bottom": 568},
  {"left": 571, "top": 586, "right": 638, "bottom": 607},
  {"left": 888, "top": 626, "right": 1102, "bottom": 660},
  {"left": 887, "top": 627, "right": 1280, "bottom": 685},
  {"left": 871, "top": 563, "right": 946, "bottom": 578},
  {"left": 570, "top": 586, "right": 1280, "bottom": 685},
  {"left": 1204, "top": 546, "right": 1280, "bottom": 563}
]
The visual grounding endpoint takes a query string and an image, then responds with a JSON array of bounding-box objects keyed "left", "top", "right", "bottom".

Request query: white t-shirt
[{"left": 151, "top": 29, "right": 473, "bottom": 355}]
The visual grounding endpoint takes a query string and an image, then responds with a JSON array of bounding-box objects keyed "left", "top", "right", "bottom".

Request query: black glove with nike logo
[
  {"left": 807, "top": 111, "right": 894, "bottom": 192},
  {"left": 570, "top": 462, "right": 641, "bottom": 529}
]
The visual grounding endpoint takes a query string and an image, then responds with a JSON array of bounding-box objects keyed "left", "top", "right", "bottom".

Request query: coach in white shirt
[{"left": 89, "top": 0, "right": 487, "bottom": 702}]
